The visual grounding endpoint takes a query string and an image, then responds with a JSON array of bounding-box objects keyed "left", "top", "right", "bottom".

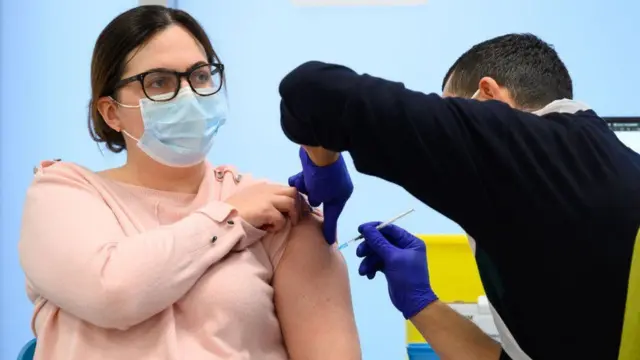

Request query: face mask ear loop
[
  {"left": 108, "top": 96, "right": 141, "bottom": 142},
  {"left": 121, "top": 129, "right": 140, "bottom": 143},
  {"left": 109, "top": 96, "right": 140, "bottom": 109},
  {"left": 471, "top": 89, "right": 481, "bottom": 100}
]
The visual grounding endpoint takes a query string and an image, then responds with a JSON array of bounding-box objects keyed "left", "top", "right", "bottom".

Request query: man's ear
[
  {"left": 96, "top": 96, "right": 122, "bottom": 132},
  {"left": 476, "top": 77, "right": 502, "bottom": 100},
  {"left": 477, "top": 77, "right": 517, "bottom": 107}
]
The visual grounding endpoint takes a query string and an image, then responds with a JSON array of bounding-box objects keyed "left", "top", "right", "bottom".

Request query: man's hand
[
  {"left": 356, "top": 223, "right": 438, "bottom": 319},
  {"left": 358, "top": 223, "right": 501, "bottom": 359},
  {"left": 288, "top": 147, "right": 353, "bottom": 244}
]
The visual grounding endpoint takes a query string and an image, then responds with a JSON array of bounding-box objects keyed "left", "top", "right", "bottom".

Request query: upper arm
[
  {"left": 280, "top": 61, "right": 593, "bottom": 235},
  {"left": 273, "top": 214, "right": 361, "bottom": 360},
  {"left": 19, "top": 164, "right": 124, "bottom": 308}
]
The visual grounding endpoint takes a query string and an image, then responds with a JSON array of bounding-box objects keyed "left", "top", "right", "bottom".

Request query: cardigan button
[{"left": 211, "top": 236, "right": 218, "bottom": 243}]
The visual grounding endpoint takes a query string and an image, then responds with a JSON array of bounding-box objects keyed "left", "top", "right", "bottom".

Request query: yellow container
[{"left": 406, "top": 234, "right": 485, "bottom": 344}]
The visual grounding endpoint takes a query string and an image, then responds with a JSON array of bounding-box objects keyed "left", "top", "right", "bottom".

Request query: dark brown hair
[
  {"left": 88, "top": 5, "right": 222, "bottom": 153},
  {"left": 442, "top": 33, "right": 572, "bottom": 110}
]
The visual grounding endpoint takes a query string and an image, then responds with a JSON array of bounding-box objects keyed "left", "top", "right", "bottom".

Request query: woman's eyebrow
[
  {"left": 143, "top": 67, "right": 173, "bottom": 73},
  {"left": 186, "top": 61, "right": 208, "bottom": 71},
  {"left": 143, "top": 61, "right": 208, "bottom": 74}
]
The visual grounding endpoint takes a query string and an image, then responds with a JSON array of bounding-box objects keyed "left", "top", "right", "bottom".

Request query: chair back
[{"left": 17, "top": 338, "right": 36, "bottom": 360}]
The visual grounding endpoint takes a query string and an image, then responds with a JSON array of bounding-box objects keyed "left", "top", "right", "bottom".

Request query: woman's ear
[{"left": 96, "top": 96, "right": 122, "bottom": 132}]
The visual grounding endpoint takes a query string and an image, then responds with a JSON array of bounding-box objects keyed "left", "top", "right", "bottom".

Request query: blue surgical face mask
[{"left": 119, "top": 87, "right": 227, "bottom": 167}]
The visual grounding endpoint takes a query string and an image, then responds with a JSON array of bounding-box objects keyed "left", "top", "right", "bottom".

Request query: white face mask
[
  {"left": 471, "top": 89, "right": 481, "bottom": 100},
  {"left": 119, "top": 88, "right": 228, "bottom": 167}
]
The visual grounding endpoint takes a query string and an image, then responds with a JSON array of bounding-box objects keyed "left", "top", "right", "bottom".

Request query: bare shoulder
[
  {"left": 279, "top": 212, "right": 342, "bottom": 269},
  {"left": 272, "top": 211, "right": 360, "bottom": 360},
  {"left": 289, "top": 212, "right": 324, "bottom": 238}
]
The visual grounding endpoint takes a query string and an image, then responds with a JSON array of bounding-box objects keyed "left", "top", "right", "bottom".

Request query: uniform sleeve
[
  {"left": 18, "top": 163, "right": 263, "bottom": 330},
  {"left": 279, "top": 61, "right": 607, "bottom": 244}
]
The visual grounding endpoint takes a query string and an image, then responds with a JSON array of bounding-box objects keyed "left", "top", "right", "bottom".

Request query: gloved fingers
[
  {"left": 287, "top": 173, "right": 297, "bottom": 187},
  {"left": 322, "top": 223, "right": 337, "bottom": 245},
  {"left": 288, "top": 172, "right": 309, "bottom": 195},
  {"left": 321, "top": 204, "right": 341, "bottom": 245},
  {"left": 358, "top": 254, "right": 383, "bottom": 279},
  {"left": 379, "top": 224, "right": 422, "bottom": 249},
  {"left": 357, "top": 221, "right": 382, "bottom": 233},
  {"left": 293, "top": 170, "right": 321, "bottom": 206},
  {"left": 323, "top": 200, "right": 348, "bottom": 245},
  {"left": 356, "top": 241, "right": 374, "bottom": 258},
  {"left": 307, "top": 195, "right": 322, "bottom": 208},
  {"left": 288, "top": 172, "right": 324, "bottom": 207},
  {"left": 366, "top": 270, "right": 378, "bottom": 280},
  {"left": 358, "top": 222, "right": 394, "bottom": 257},
  {"left": 330, "top": 155, "right": 354, "bottom": 198}
]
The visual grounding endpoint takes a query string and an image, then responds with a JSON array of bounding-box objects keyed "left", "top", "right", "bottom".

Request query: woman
[{"left": 18, "top": 6, "right": 360, "bottom": 360}]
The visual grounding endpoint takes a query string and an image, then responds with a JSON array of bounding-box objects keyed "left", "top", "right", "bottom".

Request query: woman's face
[{"left": 100, "top": 24, "right": 209, "bottom": 146}]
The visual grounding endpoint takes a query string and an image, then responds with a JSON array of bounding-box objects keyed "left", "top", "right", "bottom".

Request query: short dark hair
[
  {"left": 442, "top": 33, "right": 573, "bottom": 109},
  {"left": 88, "top": 5, "right": 222, "bottom": 153}
]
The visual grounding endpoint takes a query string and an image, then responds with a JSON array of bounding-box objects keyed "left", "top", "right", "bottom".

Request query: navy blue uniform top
[{"left": 279, "top": 61, "right": 640, "bottom": 359}]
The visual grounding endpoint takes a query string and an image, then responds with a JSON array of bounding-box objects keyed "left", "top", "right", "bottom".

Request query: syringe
[{"left": 338, "top": 208, "right": 415, "bottom": 251}]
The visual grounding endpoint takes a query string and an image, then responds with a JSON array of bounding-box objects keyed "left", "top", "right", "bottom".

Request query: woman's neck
[{"left": 119, "top": 155, "right": 207, "bottom": 194}]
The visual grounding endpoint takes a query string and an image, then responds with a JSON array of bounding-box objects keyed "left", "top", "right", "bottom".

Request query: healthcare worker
[{"left": 280, "top": 33, "right": 640, "bottom": 360}]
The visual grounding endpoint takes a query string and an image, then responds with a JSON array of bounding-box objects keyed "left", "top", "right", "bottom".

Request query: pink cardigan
[{"left": 19, "top": 161, "right": 307, "bottom": 359}]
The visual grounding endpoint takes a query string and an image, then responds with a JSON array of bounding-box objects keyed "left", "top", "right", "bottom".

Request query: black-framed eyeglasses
[{"left": 113, "top": 63, "right": 224, "bottom": 102}]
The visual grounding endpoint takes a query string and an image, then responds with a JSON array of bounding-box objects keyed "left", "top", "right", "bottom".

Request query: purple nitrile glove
[
  {"left": 288, "top": 147, "right": 353, "bottom": 245},
  {"left": 356, "top": 222, "right": 438, "bottom": 319}
]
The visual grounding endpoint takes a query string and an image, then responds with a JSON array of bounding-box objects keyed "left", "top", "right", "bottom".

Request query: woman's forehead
[{"left": 124, "top": 25, "right": 208, "bottom": 76}]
